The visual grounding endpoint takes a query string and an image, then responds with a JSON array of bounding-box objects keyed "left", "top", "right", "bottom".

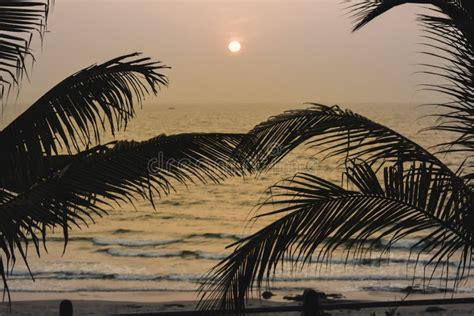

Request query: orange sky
[{"left": 11, "top": 0, "right": 440, "bottom": 114}]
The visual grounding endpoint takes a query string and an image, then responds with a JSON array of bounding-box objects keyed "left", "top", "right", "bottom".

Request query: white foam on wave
[
  {"left": 92, "top": 237, "right": 182, "bottom": 247},
  {"left": 103, "top": 248, "right": 228, "bottom": 260},
  {"left": 10, "top": 268, "right": 470, "bottom": 283}
]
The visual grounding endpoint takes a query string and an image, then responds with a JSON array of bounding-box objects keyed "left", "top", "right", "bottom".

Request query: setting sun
[{"left": 228, "top": 40, "right": 241, "bottom": 53}]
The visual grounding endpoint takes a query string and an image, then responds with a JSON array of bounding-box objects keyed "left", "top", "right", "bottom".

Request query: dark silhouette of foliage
[
  {"left": 0, "top": 8, "right": 249, "bottom": 303},
  {"left": 200, "top": 1, "right": 474, "bottom": 313},
  {"left": 0, "top": 0, "right": 50, "bottom": 103},
  {"left": 0, "top": 51, "right": 249, "bottom": 301},
  {"left": 0, "top": 131, "right": 246, "bottom": 300},
  {"left": 0, "top": 53, "right": 168, "bottom": 192},
  {"left": 347, "top": 0, "right": 474, "bottom": 155}
]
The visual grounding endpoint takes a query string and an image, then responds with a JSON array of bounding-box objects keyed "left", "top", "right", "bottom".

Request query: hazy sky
[{"left": 12, "top": 0, "right": 437, "bottom": 112}]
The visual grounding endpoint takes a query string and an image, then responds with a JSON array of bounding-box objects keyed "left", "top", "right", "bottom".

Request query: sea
[{"left": 4, "top": 103, "right": 474, "bottom": 302}]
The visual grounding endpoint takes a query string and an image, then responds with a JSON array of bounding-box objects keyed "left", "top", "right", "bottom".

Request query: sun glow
[{"left": 228, "top": 41, "right": 241, "bottom": 53}]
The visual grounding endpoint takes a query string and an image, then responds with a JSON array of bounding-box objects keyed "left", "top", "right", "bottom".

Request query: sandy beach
[
  {"left": 0, "top": 299, "right": 473, "bottom": 316},
  {"left": 0, "top": 291, "right": 473, "bottom": 315}
]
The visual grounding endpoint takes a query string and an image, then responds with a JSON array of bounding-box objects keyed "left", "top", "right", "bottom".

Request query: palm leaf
[
  {"left": 237, "top": 104, "right": 444, "bottom": 171},
  {"left": 345, "top": 0, "right": 411, "bottom": 31},
  {"left": 0, "top": 53, "right": 169, "bottom": 190},
  {"left": 417, "top": 6, "right": 474, "bottom": 154},
  {"left": 346, "top": 0, "right": 474, "bottom": 154},
  {"left": 199, "top": 161, "right": 473, "bottom": 313},
  {"left": 55, "top": 132, "right": 246, "bottom": 206},
  {"left": 0, "top": 0, "right": 50, "bottom": 102},
  {"left": 0, "top": 189, "right": 14, "bottom": 204},
  {"left": 346, "top": 1, "right": 471, "bottom": 32},
  {"left": 0, "top": 132, "right": 246, "bottom": 298},
  {"left": 236, "top": 104, "right": 472, "bottom": 219}
]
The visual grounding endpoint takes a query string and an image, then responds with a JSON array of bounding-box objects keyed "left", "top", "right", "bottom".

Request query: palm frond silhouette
[
  {"left": 348, "top": 0, "right": 474, "bottom": 154},
  {"left": 0, "top": 16, "right": 248, "bottom": 303},
  {"left": 0, "top": 132, "right": 245, "bottom": 298},
  {"left": 0, "top": 0, "right": 50, "bottom": 102},
  {"left": 200, "top": 1, "right": 474, "bottom": 313},
  {"left": 0, "top": 52, "right": 248, "bottom": 300},
  {"left": 0, "top": 53, "right": 168, "bottom": 192}
]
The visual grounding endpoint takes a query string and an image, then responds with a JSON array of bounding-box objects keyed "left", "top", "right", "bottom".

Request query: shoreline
[
  {"left": 7, "top": 289, "right": 474, "bottom": 302},
  {"left": 2, "top": 291, "right": 473, "bottom": 315},
  {"left": 1, "top": 298, "right": 473, "bottom": 316},
  {"left": 0, "top": 298, "right": 297, "bottom": 316}
]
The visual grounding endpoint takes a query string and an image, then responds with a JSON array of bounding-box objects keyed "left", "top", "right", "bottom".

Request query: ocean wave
[
  {"left": 44, "top": 236, "right": 93, "bottom": 243},
  {"left": 11, "top": 271, "right": 117, "bottom": 281},
  {"left": 112, "top": 229, "right": 140, "bottom": 235},
  {"left": 96, "top": 245, "right": 469, "bottom": 269},
  {"left": 101, "top": 248, "right": 228, "bottom": 260},
  {"left": 92, "top": 233, "right": 245, "bottom": 249},
  {"left": 92, "top": 237, "right": 183, "bottom": 247},
  {"left": 271, "top": 274, "right": 468, "bottom": 282},
  {"left": 38, "top": 233, "right": 459, "bottom": 269},
  {"left": 93, "top": 235, "right": 433, "bottom": 251},
  {"left": 376, "top": 238, "right": 428, "bottom": 250},
  {"left": 120, "top": 212, "right": 222, "bottom": 222},
  {"left": 301, "top": 257, "right": 464, "bottom": 268},
  {"left": 32, "top": 233, "right": 244, "bottom": 249},
  {"left": 185, "top": 233, "right": 245, "bottom": 241},
  {"left": 10, "top": 269, "right": 470, "bottom": 284},
  {"left": 9, "top": 271, "right": 202, "bottom": 282},
  {"left": 308, "top": 237, "right": 430, "bottom": 251},
  {"left": 361, "top": 285, "right": 474, "bottom": 294}
]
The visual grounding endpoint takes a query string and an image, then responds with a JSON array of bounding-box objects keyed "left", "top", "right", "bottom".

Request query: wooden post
[
  {"left": 302, "top": 289, "right": 322, "bottom": 316},
  {"left": 59, "top": 300, "right": 73, "bottom": 316}
]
